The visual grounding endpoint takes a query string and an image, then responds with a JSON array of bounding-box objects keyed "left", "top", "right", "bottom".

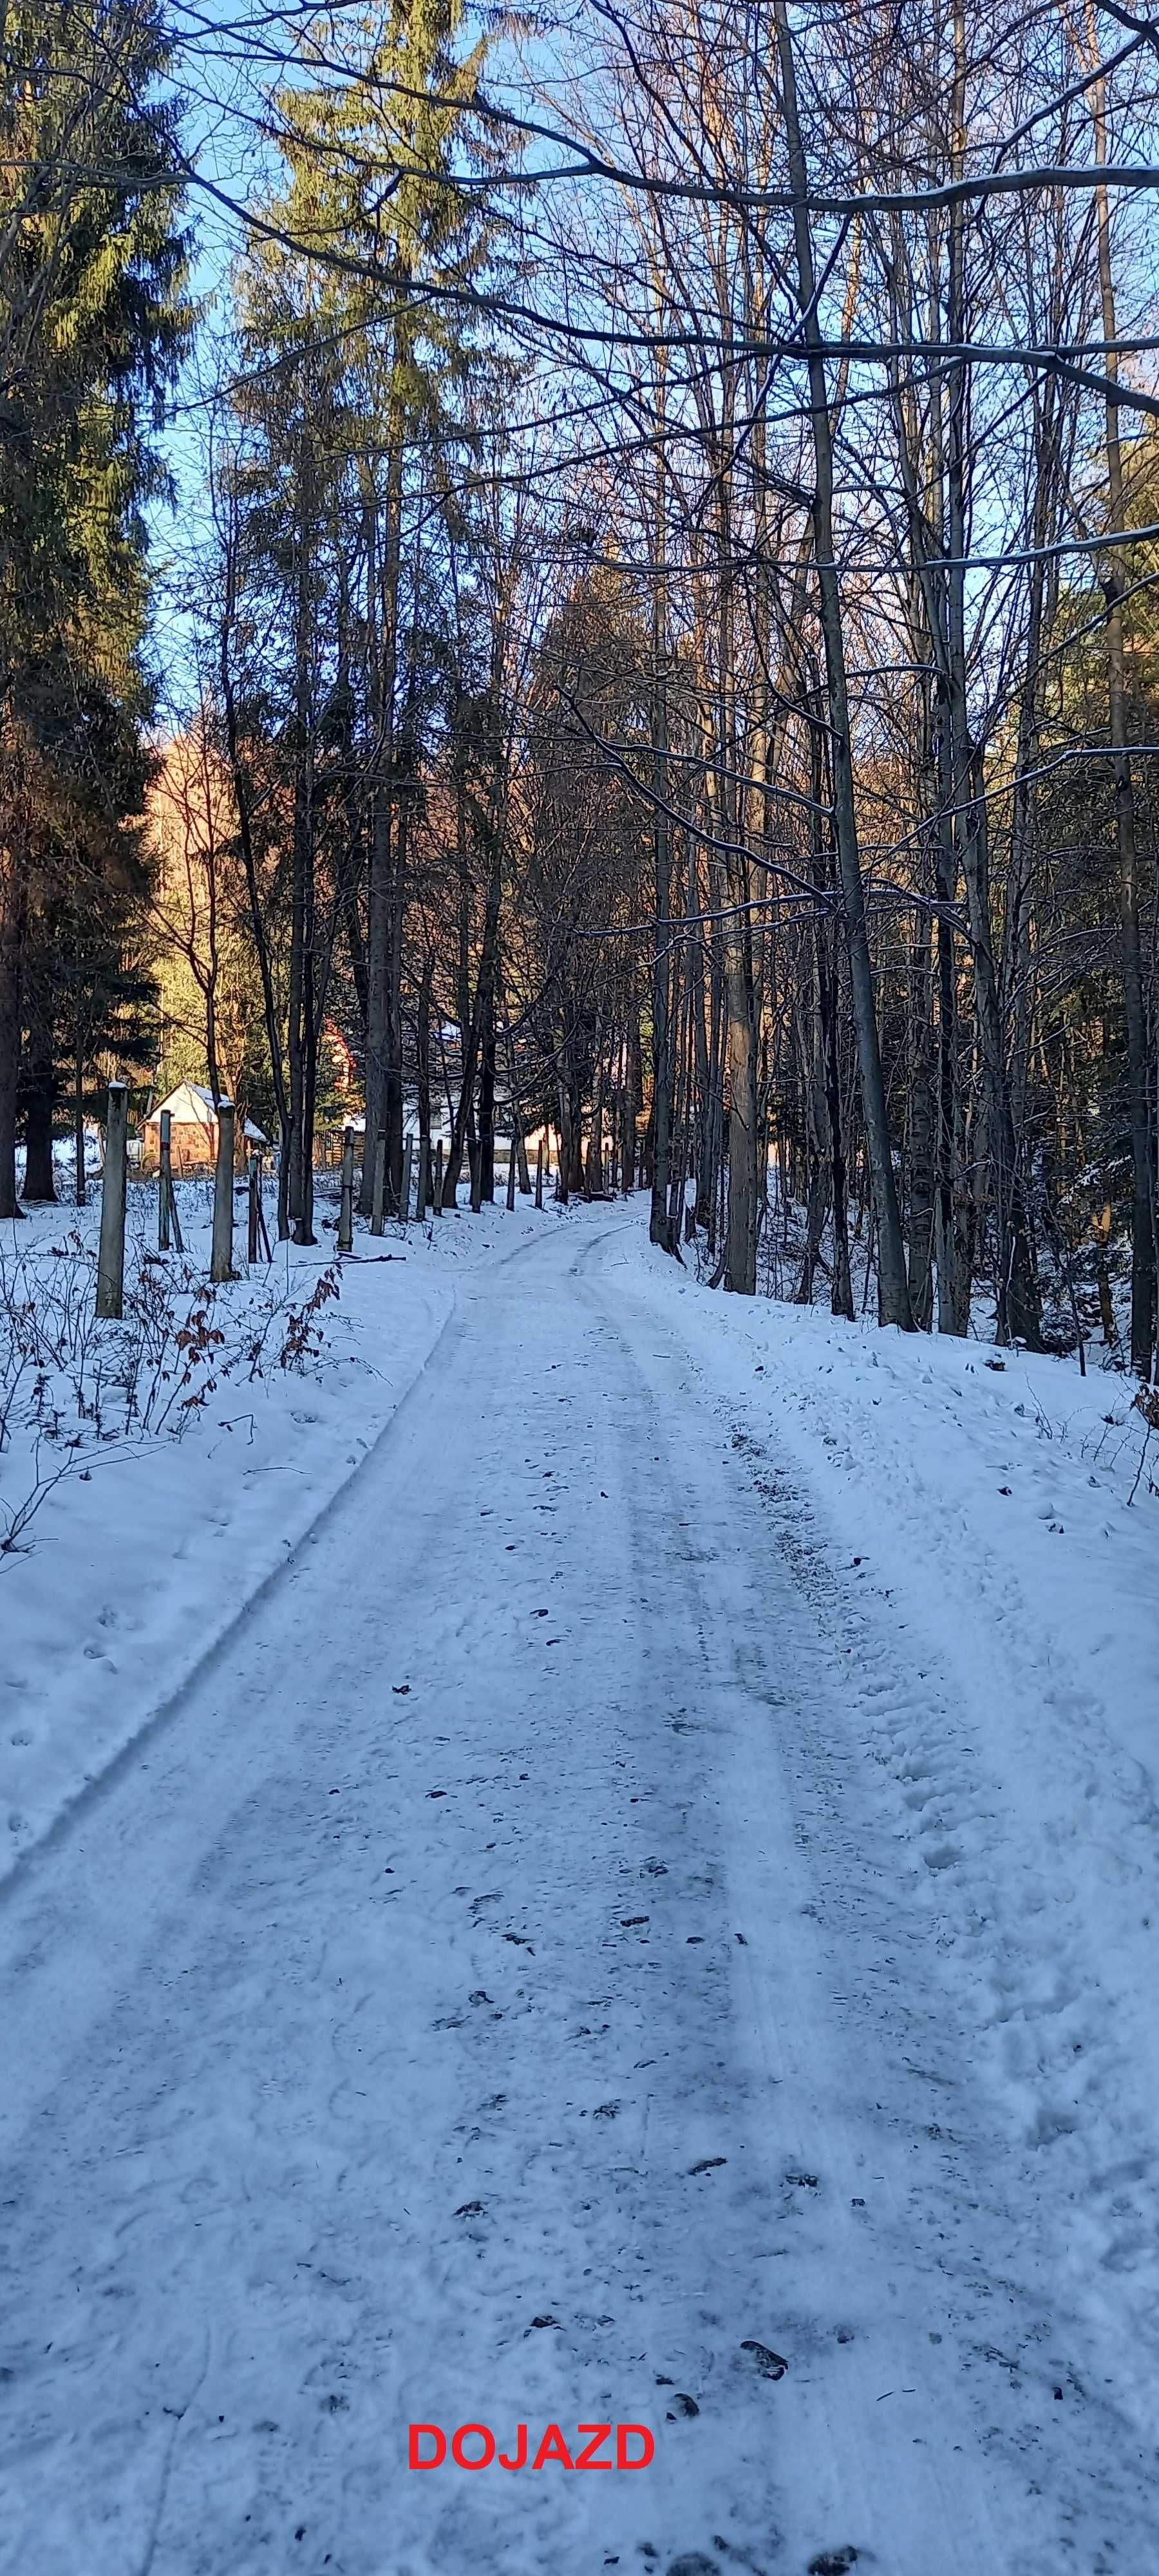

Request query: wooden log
[{"left": 96, "top": 1081, "right": 128, "bottom": 1319}]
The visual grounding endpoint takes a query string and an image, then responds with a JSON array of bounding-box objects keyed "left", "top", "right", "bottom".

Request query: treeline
[{"left": 2, "top": 0, "right": 1156, "bottom": 1372}]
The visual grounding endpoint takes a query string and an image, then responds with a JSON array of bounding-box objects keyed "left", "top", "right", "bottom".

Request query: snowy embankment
[
  {"left": 0, "top": 1179, "right": 555, "bottom": 1881},
  {"left": 607, "top": 1226, "right": 1159, "bottom": 2438}
]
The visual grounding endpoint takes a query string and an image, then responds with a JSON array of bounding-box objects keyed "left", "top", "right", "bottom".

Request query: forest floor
[{"left": 1, "top": 1193, "right": 1158, "bottom": 2575}]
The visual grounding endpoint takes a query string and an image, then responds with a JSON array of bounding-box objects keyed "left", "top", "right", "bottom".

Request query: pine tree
[
  {"left": 221, "top": 0, "right": 497, "bottom": 1235},
  {"left": 0, "top": 0, "right": 192, "bottom": 1214}
]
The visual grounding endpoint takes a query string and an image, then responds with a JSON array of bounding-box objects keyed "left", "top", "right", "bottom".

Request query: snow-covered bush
[{"left": 0, "top": 1226, "right": 343, "bottom": 1557}]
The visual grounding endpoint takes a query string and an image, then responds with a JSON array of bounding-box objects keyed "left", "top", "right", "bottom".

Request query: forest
[
  {"left": 3, "top": 0, "right": 1158, "bottom": 1369},
  {"left": 7, "top": 14, "right": 1159, "bottom": 2569}
]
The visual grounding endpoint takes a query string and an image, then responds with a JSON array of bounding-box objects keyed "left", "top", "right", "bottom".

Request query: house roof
[{"left": 145, "top": 1082, "right": 267, "bottom": 1143}]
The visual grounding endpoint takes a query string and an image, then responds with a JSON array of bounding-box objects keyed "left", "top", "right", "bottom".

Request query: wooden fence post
[
  {"left": 534, "top": 1137, "right": 543, "bottom": 1210},
  {"left": 417, "top": 1135, "right": 430, "bottom": 1222},
  {"left": 253, "top": 1155, "right": 272, "bottom": 1260},
  {"left": 339, "top": 1124, "right": 355, "bottom": 1251},
  {"left": 159, "top": 1108, "right": 172, "bottom": 1251},
  {"left": 248, "top": 1153, "right": 259, "bottom": 1263},
  {"left": 75, "top": 1075, "right": 87, "bottom": 1208},
  {"left": 371, "top": 1129, "right": 386, "bottom": 1236},
  {"left": 96, "top": 1081, "right": 128, "bottom": 1319},
  {"left": 433, "top": 1137, "right": 444, "bottom": 1216},
  {"left": 160, "top": 1110, "right": 185, "bottom": 1255},
  {"left": 506, "top": 1132, "right": 517, "bottom": 1210},
  {"left": 211, "top": 1099, "right": 236, "bottom": 1283},
  {"left": 401, "top": 1133, "right": 413, "bottom": 1222}
]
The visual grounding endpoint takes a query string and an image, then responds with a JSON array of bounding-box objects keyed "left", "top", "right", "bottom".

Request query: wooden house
[{"left": 141, "top": 1083, "right": 267, "bottom": 1175}]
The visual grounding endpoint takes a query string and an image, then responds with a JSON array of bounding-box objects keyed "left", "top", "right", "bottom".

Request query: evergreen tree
[
  {"left": 0, "top": 0, "right": 192, "bottom": 1213},
  {"left": 220, "top": 0, "right": 498, "bottom": 1235}
]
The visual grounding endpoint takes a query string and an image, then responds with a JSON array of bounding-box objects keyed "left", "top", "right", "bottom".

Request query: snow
[
  {"left": 1, "top": 1195, "right": 1157, "bottom": 2573},
  {"left": 605, "top": 1234, "right": 1159, "bottom": 2443},
  {"left": 0, "top": 1177, "right": 552, "bottom": 1879}
]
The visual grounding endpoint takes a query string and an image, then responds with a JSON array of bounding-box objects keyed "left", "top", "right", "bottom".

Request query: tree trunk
[
  {"left": 1086, "top": 15, "right": 1154, "bottom": 1374},
  {"left": 556, "top": 1072, "right": 571, "bottom": 1205},
  {"left": 820, "top": 921, "right": 855, "bottom": 1320},
  {"left": 288, "top": 432, "right": 316, "bottom": 1244},
  {"left": 479, "top": 979, "right": 496, "bottom": 1203},
  {"left": 23, "top": 997, "right": 55, "bottom": 1200},
  {"left": 417, "top": 954, "right": 433, "bottom": 1201},
  {"left": 360, "top": 330, "right": 407, "bottom": 1211},
  {"left": 936, "top": 21, "right": 1038, "bottom": 1346},
  {"left": 773, "top": 0, "right": 913, "bottom": 1330},
  {"left": 73, "top": 1041, "right": 86, "bottom": 1206},
  {"left": 220, "top": 525, "right": 292, "bottom": 1239},
  {"left": 442, "top": 829, "right": 503, "bottom": 1207},
  {"left": 649, "top": 413, "right": 676, "bottom": 1253},
  {"left": 386, "top": 784, "right": 408, "bottom": 1209},
  {"left": 0, "top": 835, "right": 27, "bottom": 1220},
  {"left": 585, "top": 1011, "right": 605, "bottom": 1196},
  {"left": 722, "top": 899, "right": 758, "bottom": 1293},
  {"left": 906, "top": 914, "right": 936, "bottom": 1330}
]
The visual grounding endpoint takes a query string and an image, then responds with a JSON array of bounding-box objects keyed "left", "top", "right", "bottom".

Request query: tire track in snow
[{"left": 0, "top": 1211, "right": 1153, "bottom": 2575}]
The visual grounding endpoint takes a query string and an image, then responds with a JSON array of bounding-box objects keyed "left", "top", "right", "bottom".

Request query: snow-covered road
[{"left": 1, "top": 1212, "right": 1153, "bottom": 2575}]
